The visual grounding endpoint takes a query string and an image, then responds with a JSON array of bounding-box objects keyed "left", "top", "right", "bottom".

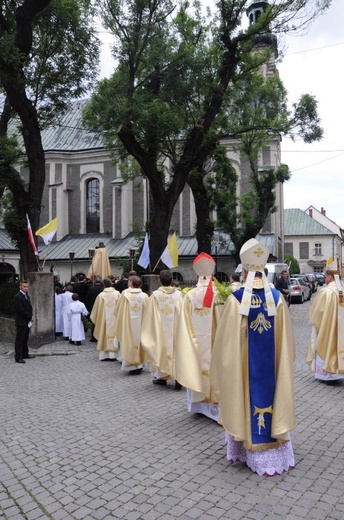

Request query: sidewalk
[{"left": 1, "top": 303, "right": 343, "bottom": 520}]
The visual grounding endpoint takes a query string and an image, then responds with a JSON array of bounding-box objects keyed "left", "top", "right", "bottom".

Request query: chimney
[
  {"left": 321, "top": 207, "right": 326, "bottom": 216},
  {"left": 309, "top": 209, "right": 313, "bottom": 218}
]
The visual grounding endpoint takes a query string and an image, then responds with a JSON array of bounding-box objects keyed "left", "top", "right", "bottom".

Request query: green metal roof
[
  {"left": 38, "top": 232, "right": 236, "bottom": 261},
  {"left": 42, "top": 99, "right": 104, "bottom": 152},
  {"left": 8, "top": 99, "right": 105, "bottom": 153},
  {"left": 0, "top": 229, "right": 17, "bottom": 250},
  {"left": 284, "top": 208, "right": 334, "bottom": 236}
]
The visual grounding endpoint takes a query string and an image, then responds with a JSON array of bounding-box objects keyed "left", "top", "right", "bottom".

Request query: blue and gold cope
[{"left": 233, "top": 287, "right": 280, "bottom": 447}]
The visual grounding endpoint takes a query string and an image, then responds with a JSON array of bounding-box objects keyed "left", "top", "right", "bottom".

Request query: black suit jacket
[
  {"left": 14, "top": 292, "right": 33, "bottom": 326},
  {"left": 73, "top": 281, "right": 89, "bottom": 304},
  {"left": 86, "top": 285, "right": 104, "bottom": 313}
]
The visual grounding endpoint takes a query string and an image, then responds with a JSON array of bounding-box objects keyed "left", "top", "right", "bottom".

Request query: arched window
[
  {"left": 86, "top": 179, "right": 100, "bottom": 233},
  {"left": 215, "top": 272, "right": 229, "bottom": 283}
]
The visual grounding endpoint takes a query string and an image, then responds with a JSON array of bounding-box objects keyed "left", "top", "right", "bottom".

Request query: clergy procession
[{"left": 49, "top": 237, "right": 344, "bottom": 478}]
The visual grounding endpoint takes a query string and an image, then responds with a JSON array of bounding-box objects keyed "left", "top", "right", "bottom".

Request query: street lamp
[
  {"left": 69, "top": 251, "right": 75, "bottom": 280},
  {"left": 129, "top": 248, "right": 136, "bottom": 272}
]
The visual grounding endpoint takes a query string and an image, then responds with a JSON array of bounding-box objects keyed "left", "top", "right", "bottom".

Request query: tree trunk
[
  {"left": 0, "top": 0, "right": 53, "bottom": 276},
  {"left": 17, "top": 228, "right": 39, "bottom": 278},
  {"left": 188, "top": 175, "right": 214, "bottom": 255},
  {"left": 148, "top": 192, "right": 176, "bottom": 270}
]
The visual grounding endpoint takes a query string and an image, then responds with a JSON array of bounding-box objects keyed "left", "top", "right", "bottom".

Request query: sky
[
  {"left": 278, "top": 0, "right": 344, "bottom": 229},
  {"left": 98, "top": 0, "right": 344, "bottom": 228}
]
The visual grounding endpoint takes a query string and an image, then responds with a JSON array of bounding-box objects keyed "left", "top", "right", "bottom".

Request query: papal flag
[
  {"left": 161, "top": 232, "right": 178, "bottom": 268},
  {"left": 137, "top": 233, "right": 150, "bottom": 269},
  {"left": 35, "top": 216, "right": 58, "bottom": 245}
]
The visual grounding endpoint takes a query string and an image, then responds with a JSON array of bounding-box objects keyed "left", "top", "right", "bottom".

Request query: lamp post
[
  {"left": 129, "top": 248, "right": 136, "bottom": 272},
  {"left": 69, "top": 251, "right": 75, "bottom": 280},
  {"left": 88, "top": 248, "right": 95, "bottom": 285}
]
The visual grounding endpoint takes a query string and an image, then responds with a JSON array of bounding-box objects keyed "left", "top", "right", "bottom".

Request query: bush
[
  {"left": 284, "top": 254, "right": 300, "bottom": 275},
  {"left": 0, "top": 280, "right": 19, "bottom": 316}
]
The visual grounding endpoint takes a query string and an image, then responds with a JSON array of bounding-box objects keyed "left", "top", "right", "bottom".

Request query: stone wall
[
  {"left": 0, "top": 316, "right": 16, "bottom": 343},
  {"left": 27, "top": 272, "right": 55, "bottom": 347}
]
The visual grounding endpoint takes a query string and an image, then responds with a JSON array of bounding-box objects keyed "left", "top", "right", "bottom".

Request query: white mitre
[{"left": 239, "top": 238, "right": 276, "bottom": 317}]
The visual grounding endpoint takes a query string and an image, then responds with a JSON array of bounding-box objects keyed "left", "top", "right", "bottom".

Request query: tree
[
  {"left": 208, "top": 72, "right": 323, "bottom": 260},
  {"left": 284, "top": 253, "right": 300, "bottom": 275},
  {"left": 0, "top": 0, "right": 100, "bottom": 276},
  {"left": 84, "top": 0, "right": 330, "bottom": 267}
]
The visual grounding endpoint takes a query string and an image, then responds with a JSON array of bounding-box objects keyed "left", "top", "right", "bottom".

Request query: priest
[{"left": 210, "top": 239, "right": 296, "bottom": 475}]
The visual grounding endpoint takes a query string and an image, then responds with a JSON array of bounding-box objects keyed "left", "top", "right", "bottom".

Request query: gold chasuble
[
  {"left": 141, "top": 286, "right": 182, "bottom": 379},
  {"left": 90, "top": 287, "right": 120, "bottom": 353},
  {"left": 210, "top": 288, "right": 296, "bottom": 451},
  {"left": 175, "top": 284, "right": 219, "bottom": 403},
  {"left": 115, "top": 288, "right": 148, "bottom": 367},
  {"left": 307, "top": 282, "right": 344, "bottom": 374}
]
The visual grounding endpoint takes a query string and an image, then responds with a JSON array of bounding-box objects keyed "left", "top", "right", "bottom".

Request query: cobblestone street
[{"left": 1, "top": 299, "right": 343, "bottom": 520}]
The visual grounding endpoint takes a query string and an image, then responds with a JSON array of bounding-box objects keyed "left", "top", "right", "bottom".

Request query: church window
[{"left": 86, "top": 178, "right": 100, "bottom": 233}]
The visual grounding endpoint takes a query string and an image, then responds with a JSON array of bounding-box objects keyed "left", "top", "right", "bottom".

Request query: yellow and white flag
[
  {"left": 35, "top": 217, "right": 58, "bottom": 245},
  {"left": 161, "top": 232, "right": 178, "bottom": 268}
]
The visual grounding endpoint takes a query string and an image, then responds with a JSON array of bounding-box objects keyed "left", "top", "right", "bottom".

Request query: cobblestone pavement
[{"left": 1, "top": 298, "right": 344, "bottom": 520}]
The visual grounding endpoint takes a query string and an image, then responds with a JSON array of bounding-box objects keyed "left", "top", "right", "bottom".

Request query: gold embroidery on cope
[
  {"left": 194, "top": 308, "right": 210, "bottom": 317},
  {"left": 250, "top": 295, "right": 262, "bottom": 309},
  {"left": 161, "top": 304, "right": 173, "bottom": 315},
  {"left": 250, "top": 312, "right": 272, "bottom": 334},
  {"left": 253, "top": 405, "right": 273, "bottom": 434},
  {"left": 130, "top": 303, "right": 140, "bottom": 313}
]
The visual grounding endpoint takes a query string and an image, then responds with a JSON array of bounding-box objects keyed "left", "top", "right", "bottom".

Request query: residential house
[{"left": 284, "top": 208, "right": 343, "bottom": 274}]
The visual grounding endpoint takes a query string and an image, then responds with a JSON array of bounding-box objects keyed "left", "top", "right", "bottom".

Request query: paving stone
[{"left": 1, "top": 309, "right": 344, "bottom": 520}]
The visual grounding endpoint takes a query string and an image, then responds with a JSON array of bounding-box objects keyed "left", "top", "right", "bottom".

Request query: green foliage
[
  {"left": 290, "top": 94, "right": 323, "bottom": 143},
  {"left": 213, "top": 277, "right": 233, "bottom": 305},
  {"left": 0, "top": 135, "right": 22, "bottom": 172},
  {"left": 24, "top": 0, "right": 100, "bottom": 127},
  {"left": 0, "top": 0, "right": 101, "bottom": 274},
  {"left": 81, "top": 314, "right": 94, "bottom": 331},
  {"left": 0, "top": 280, "right": 19, "bottom": 316},
  {"left": 0, "top": 191, "right": 22, "bottom": 247},
  {"left": 276, "top": 163, "right": 291, "bottom": 183},
  {"left": 284, "top": 254, "right": 300, "bottom": 275},
  {"left": 212, "top": 70, "right": 322, "bottom": 254}
]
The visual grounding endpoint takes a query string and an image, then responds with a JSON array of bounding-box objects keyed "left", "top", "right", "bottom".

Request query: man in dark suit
[
  {"left": 275, "top": 270, "right": 291, "bottom": 307},
  {"left": 73, "top": 274, "right": 89, "bottom": 304},
  {"left": 14, "top": 280, "right": 34, "bottom": 364},
  {"left": 86, "top": 276, "right": 104, "bottom": 342},
  {"left": 115, "top": 273, "right": 129, "bottom": 293}
]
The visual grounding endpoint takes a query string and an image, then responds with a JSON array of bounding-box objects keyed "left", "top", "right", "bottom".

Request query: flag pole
[
  {"left": 152, "top": 256, "right": 162, "bottom": 273},
  {"left": 41, "top": 241, "right": 53, "bottom": 271}
]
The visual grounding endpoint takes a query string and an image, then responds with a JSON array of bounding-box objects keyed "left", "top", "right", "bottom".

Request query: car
[
  {"left": 293, "top": 274, "right": 314, "bottom": 293},
  {"left": 304, "top": 273, "right": 319, "bottom": 292},
  {"left": 315, "top": 273, "right": 326, "bottom": 286},
  {"left": 289, "top": 277, "right": 312, "bottom": 303}
]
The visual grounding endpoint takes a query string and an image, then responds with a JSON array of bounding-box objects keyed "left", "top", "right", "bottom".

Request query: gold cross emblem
[{"left": 254, "top": 246, "right": 264, "bottom": 258}]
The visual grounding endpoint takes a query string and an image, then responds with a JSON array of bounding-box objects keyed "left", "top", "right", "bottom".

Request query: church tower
[
  {"left": 245, "top": 0, "right": 284, "bottom": 261},
  {"left": 246, "top": 0, "right": 278, "bottom": 77}
]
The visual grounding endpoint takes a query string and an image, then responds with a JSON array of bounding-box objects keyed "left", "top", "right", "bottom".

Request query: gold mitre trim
[
  {"left": 240, "top": 239, "right": 268, "bottom": 273},
  {"left": 253, "top": 278, "right": 264, "bottom": 289}
]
